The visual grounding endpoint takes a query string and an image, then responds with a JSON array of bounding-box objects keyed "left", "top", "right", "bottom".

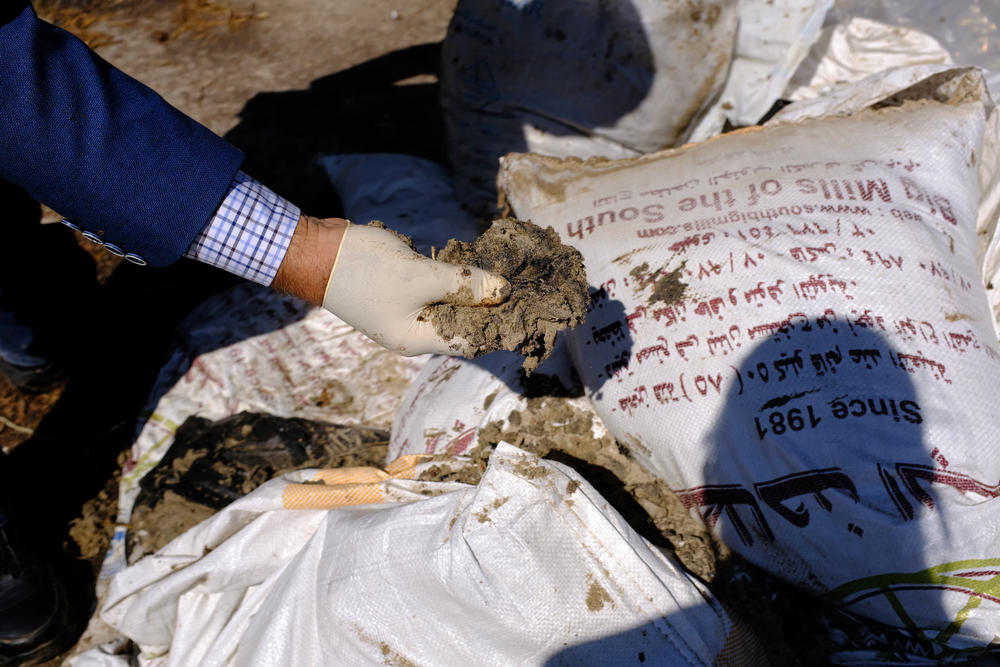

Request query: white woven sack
[
  {"left": 499, "top": 68, "right": 1000, "bottom": 658},
  {"left": 389, "top": 338, "right": 581, "bottom": 459},
  {"left": 440, "top": 0, "right": 739, "bottom": 212},
  {"left": 83, "top": 444, "right": 762, "bottom": 666},
  {"left": 319, "top": 153, "right": 480, "bottom": 257}
]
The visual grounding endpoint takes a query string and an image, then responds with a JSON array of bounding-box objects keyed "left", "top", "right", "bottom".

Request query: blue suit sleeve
[{"left": 0, "top": 2, "right": 244, "bottom": 266}]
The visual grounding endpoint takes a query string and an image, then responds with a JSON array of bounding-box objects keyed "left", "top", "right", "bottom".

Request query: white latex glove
[{"left": 323, "top": 223, "right": 510, "bottom": 356}]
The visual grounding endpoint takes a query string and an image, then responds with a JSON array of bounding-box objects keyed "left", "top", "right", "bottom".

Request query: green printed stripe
[
  {"left": 120, "top": 421, "right": 179, "bottom": 485},
  {"left": 938, "top": 594, "right": 985, "bottom": 645},
  {"left": 149, "top": 413, "right": 180, "bottom": 430},
  {"left": 829, "top": 559, "right": 1000, "bottom": 601},
  {"left": 883, "top": 590, "right": 921, "bottom": 632},
  {"left": 828, "top": 564, "right": 1000, "bottom": 657}
]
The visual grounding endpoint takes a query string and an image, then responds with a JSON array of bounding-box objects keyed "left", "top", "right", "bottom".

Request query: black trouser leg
[{"left": 0, "top": 179, "right": 98, "bottom": 374}]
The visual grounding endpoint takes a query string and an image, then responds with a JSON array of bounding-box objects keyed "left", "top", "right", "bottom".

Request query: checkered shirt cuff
[{"left": 184, "top": 171, "right": 299, "bottom": 286}]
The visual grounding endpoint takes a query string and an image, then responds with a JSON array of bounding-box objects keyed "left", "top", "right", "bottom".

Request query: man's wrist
[
  {"left": 272, "top": 215, "right": 349, "bottom": 305},
  {"left": 184, "top": 171, "right": 299, "bottom": 285}
]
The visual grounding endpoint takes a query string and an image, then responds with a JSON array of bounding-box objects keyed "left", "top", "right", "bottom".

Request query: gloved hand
[{"left": 322, "top": 222, "right": 509, "bottom": 356}]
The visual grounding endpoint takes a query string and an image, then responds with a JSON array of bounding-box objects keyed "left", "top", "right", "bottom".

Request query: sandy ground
[{"left": 39, "top": 0, "right": 455, "bottom": 137}]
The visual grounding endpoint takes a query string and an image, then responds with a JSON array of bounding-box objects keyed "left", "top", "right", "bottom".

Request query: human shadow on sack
[{"left": 546, "top": 318, "right": 1000, "bottom": 664}]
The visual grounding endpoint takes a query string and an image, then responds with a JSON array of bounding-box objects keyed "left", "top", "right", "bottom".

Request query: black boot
[
  {"left": 0, "top": 357, "right": 66, "bottom": 395},
  {"left": 0, "top": 516, "right": 73, "bottom": 666}
]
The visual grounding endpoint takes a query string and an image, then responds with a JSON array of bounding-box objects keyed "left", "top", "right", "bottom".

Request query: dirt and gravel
[
  {"left": 430, "top": 218, "right": 589, "bottom": 372},
  {"left": 128, "top": 412, "right": 389, "bottom": 556}
]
